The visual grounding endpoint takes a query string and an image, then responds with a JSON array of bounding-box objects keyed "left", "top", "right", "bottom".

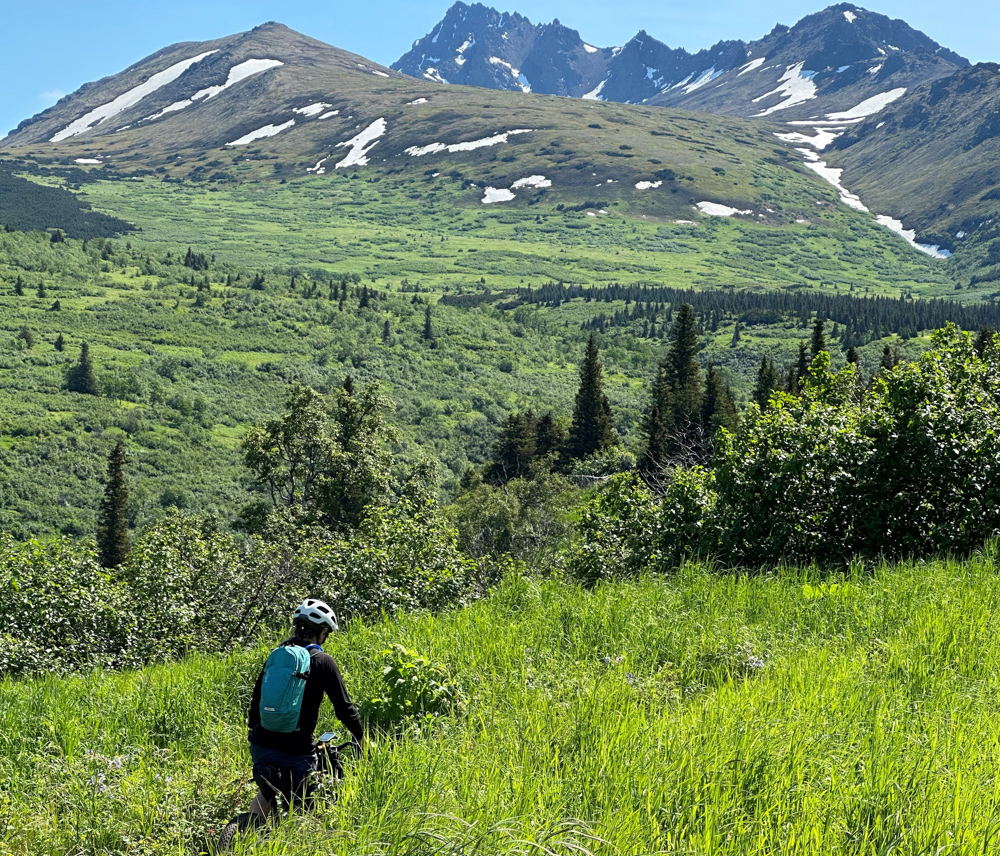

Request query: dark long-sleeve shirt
[{"left": 248, "top": 640, "right": 363, "bottom": 756}]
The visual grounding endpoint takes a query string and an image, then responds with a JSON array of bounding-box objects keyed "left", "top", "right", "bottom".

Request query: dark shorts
[{"left": 249, "top": 743, "right": 317, "bottom": 810}]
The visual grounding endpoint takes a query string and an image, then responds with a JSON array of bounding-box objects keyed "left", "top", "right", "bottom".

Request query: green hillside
[{"left": 5, "top": 556, "right": 1000, "bottom": 855}]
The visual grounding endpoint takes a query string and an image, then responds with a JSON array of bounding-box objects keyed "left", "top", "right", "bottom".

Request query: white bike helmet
[{"left": 292, "top": 598, "right": 339, "bottom": 633}]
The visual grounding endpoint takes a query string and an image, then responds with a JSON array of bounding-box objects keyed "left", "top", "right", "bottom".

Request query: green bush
[
  {"left": 572, "top": 327, "right": 1000, "bottom": 574},
  {"left": 358, "top": 644, "right": 462, "bottom": 729}
]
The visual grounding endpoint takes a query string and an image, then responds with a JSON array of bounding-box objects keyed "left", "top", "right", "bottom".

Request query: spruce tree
[
  {"left": 485, "top": 410, "right": 537, "bottom": 485},
  {"left": 54, "top": 333, "right": 65, "bottom": 352},
  {"left": 534, "top": 411, "right": 565, "bottom": 461},
  {"left": 97, "top": 441, "right": 130, "bottom": 569},
  {"left": 66, "top": 343, "right": 99, "bottom": 395},
  {"left": 640, "top": 364, "right": 672, "bottom": 475},
  {"left": 752, "top": 355, "right": 779, "bottom": 409},
  {"left": 565, "top": 335, "right": 616, "bottom": 462},
  {"left": 382, "top": 319, "right": 391, "bottom": 342},
  {"left": 422, "top": 304, "right": 434, "bottom": 340},
  {"left": 810, "top": 317, "right": 827, "bottom": 358},
  {"left": 665, "top": 303, "right": 702, "bottom": 424},
  {"left": 701, "top": 362, "right": 739, "bottom": 437}
]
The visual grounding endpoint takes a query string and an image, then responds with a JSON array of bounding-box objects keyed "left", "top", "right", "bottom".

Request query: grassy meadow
[{"left": 5, "top": 554, "right": 1000, "bottom": 855}]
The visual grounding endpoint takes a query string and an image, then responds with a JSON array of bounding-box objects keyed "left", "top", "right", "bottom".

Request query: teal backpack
[{"left": 259, "top": 644, "right": 318, "bottom": 733}]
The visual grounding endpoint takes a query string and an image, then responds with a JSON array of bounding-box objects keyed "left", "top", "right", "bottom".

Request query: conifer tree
[
  {"left": 752, "top": 355, "right": 779, "bottom": 409},
  {"left": 665, "top": 303, "right": 702, "bottom": 423},
  {"left": 701, "top": 362, "right": 739, "bottom": 437},
  {"left": 36, "top": 282, "right": 46, "bottom": 298},
  {"left": 485, "top": 410, "right": 537, "bottom": 485},
  {"left": 66, "top": 342, "right": 99, "bottom": 395},
  {"left": 97, "top": 441, "right": 130, "bottom": 569},
  {"left": 534, "top": 411, "right": 565, "bottom": 461},
  {"left": 565, "top": 334, "right": 616, "bottom": 462},
  {"left": 382, "top": 319, "right": 391, "bottom": 342},
  {"left": 422, "top": 304, "right": 434, "bottom": 341},
  {"left": 54, "top": 333, "right": 65, "bottom": 352},
  {"left": 14, "top": 276, "right": 24, "bottom": 296},
  {"left": 810, "top": 317, "right": 827, "bottom": 358},
  {"left": 640, "top": 364, "right": 671, "bottom": 475}
]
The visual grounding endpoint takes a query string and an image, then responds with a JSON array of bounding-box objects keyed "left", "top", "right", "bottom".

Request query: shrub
[{"left": 358, "top": 644, "right": 462, "bottom": 730}]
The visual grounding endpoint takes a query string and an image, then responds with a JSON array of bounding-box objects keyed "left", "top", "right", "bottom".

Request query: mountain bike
[{"left": 215, "top": 733, "right": 355, "bottom": 853}]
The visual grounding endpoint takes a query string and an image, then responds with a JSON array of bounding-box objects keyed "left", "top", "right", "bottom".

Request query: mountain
[
  {"left": 394, "top": 3, "right": 968, "bottom": 120},
  {"left": 825, "top": 62, "right": 1000, "bottom": 283},
  {"left": 393, "top": 3, "right": 611, "bottom": 97},
  {"left": 1, "top": 22, "right": 409, "bottom": 151}
]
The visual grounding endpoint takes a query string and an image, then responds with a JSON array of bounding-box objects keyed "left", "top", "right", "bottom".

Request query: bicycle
[{"left": 215, "top": 733, "right": 355, "bottom": 853}]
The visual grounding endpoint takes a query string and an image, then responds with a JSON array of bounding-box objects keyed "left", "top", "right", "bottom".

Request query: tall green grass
[{"left": 5, "top": 553, "right": 1000, "bottom": 854}]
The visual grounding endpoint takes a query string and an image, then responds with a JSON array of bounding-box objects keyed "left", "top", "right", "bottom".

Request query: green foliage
[
  {"left": 447, "top": 470, "right": 579, "bottom": 562},
  {"left": 577, "top": 327, "right": 1000, "bottom": 572},
  {"left": 0, "top": 537, "right": 134, "bottom": 675},
  {"left": 565, "top": 334, "right": 617, "bottom": 462},
  {"left": 240, "top": 382, "right": 395, "bottom": 535},
  {"left": 358, "top": 644, "right": 462, "bottom": 730},
  {"left": 0, "top": 162, "right": 133, "bottom": 238},
  {"left": 96, "top": 441, "right": 130, "bottom": 568},
  {"left": 297, "top": 499, "right": 493, "bottom": 621}
]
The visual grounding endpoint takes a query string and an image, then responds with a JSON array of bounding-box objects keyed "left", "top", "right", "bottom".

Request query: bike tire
[{"left": 216, "top": 811, "right": 264, "bottom": 853}]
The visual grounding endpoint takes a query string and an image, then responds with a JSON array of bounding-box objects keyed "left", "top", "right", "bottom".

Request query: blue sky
[{"left": 2, "top": 0, "right": 997, "bottom": 137}]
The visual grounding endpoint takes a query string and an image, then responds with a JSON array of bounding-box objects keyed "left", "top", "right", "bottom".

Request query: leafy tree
[
  {"left": 565, "top": 335, "right": 616, "bottom": 462},
  {"left": 97, "top": 441, "right": 130, "bottom": 569},
  {"left": 240, "top": 382, "right": 397, "bottom": 535},
  {"left": 66, "top": 342, "right": 99, "bottom": 394}
]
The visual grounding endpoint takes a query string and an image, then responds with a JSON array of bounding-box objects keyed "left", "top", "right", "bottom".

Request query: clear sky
[{"left": 2, "top": 0, "right": 997, "bottom": 138}]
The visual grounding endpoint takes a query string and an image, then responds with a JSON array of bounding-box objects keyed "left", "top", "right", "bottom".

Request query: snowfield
[
  {"left": 293, "top": 103, "right": 334, "bottom": 117},
  {"left": 511, "top": 175, "right": 551, "bottom": 189},
  {"left": 738, "top": 58, "right": 767, "bottom": 76},
  {"left": 582, "top": 80, "right": 606, "bottom": 101},
  {"left": 635, "top": 180, "right": 663, "bottom": 190},
  {"left": 405, "top": 129, "right": 533, "bottom": 157},
  {"left": 73, "top": 158, "right": 103, "bottom": 165},
  {"left": 143, "top": 58, "right": 284, "bottom": 123},
  {"left": 51, "top": 49, "right": 218, "bottom": 141},
  {"left": 876, "top": 215, "right": 952, "bottom": 258},
  {"left": 825, "top": 88, "right": 907, "bottom": 120},
  {"left": 227, "top": 120, "right": 296, "bottom": 147},
  {"left": 753, "top": 63, "right": 818, "bottom": 117},
  {"left": 335, "top": 118, "right": 387, "bottom": 168},
  {"left": 696, "top": 202, "right": 752, "bottom": 217},
  {"left": 482, "top": 187, "right": 516, "bottom": 204}
]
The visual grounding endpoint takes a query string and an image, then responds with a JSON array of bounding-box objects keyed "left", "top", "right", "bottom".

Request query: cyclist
[{"left": 247, "top": 598, "right": 364, "bottom": 819}]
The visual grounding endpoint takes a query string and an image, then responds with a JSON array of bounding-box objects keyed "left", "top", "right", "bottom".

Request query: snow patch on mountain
[
  {"left": 307, "top": 157, "right": 328, "bottom": 175},
  {"left": 482, "top": 187, "right": 516, "bottom": 203},
  {"left": 489, "top": 57, "right": 531, "bottom": 92},
  {"left": 51, "top": 49, "right": 218, "bottom": 141},
  {"left": 335, "top": 118, "right": 387, "bottom": 168},
  {"left": 753, "top": 63, "right": 818, "bottom": 116},
  {"left": 876, "top": 215, "right": 952, "bottom": 258},
  {"left": 696, "top": 202, "right": 751, "bottom": 216},
  {"left": 511, "top": 175, "right": 551, "bottom": 188},
  {"left": 844, "top": 10, "right": 858, "bottom": 23},
  {"left": 635, "top": 180, "right": 663, "bottom": 190},
  {"left": 775, "top": 127, "right": 843, "bottom": 150},
  {"left": 423, "top": 68, "right": 448, "bottom": 84},
  {"left": 684, "top": 68, "right": 724, "bottom": 93},
  {"left": 583, "top": 44, "right": 599, "bottom": 53},
  {"left": 227, "top": 120, "right": 296, "bottom": 146},
  {"left": 144, "top": 58, "right": 284, "bottom": 123},
  {"left": 405, "top": 129, "right": 534, "bottom": 157},
  {"left": 825, "top": 88, "right": 906, "bottom": 120},
  {"left": 455, "top": 36, "right": 475, "bottom": 67},
  {"left": 74, "top": 158, "right": 103, "bottom": 164},
  {"left": 294, "top": 103, "right": 333, "bottom": 117},
  {"left": 408, "top": 98, "right": 429, "bottom": 105},
  {"left": 582, "top": 80, "right": 606, "bottom": 101},
  {"left": 738, "top": 58, "right": 766, "bottom": 76}
]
